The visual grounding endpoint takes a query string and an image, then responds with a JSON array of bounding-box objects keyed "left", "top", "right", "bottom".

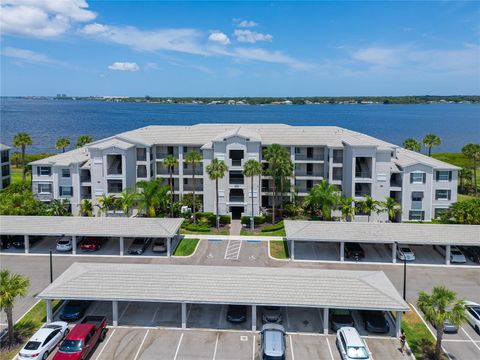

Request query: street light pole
[
  {"left": 49, "top": 250, "right": 53, "bottom": 283},
  {"left": 395, "top": 242, "right": 407, "bottom": 301}
]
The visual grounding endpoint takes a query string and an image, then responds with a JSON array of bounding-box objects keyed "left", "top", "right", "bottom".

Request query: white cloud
[
  {"left": 232, "top": 47, "right": 311, "bottom": 70},
  {"left": 234, "top": 19, "right": 258, "bottom": 28},
  {"left": 2, "top": 46, "right": 56, "bottom": 64},
  {"left": 0, "top": 0, "right": 96, "bottom": 37},
  {"left": 108, "top": 62, "right": 139, "bottom": 71},
  {"left": 208, "top": 31, "right": 230, "bottom": 45},
  {"left": 234, "top": 29, "right": 273, "bottom": 43}
]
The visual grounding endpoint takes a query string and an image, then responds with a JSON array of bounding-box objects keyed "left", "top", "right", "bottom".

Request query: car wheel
[
  {"left": 100, "top": 329, "right": 107, "bottom": 341},
  {"left": 42, "top": 351, "right": 49, "bottom": 360},
  {"left": 63, "top": 328, "right": 70, "bottom": 337},
  {"left": 475, "top": 325, "right": 479, "bottom": 334}
]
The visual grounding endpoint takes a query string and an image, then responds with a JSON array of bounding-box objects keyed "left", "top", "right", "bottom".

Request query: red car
[
  {"left": 54, "top": 316, "right": 107, "bottom": 360},
  {"left": 80, "top": 237, "right": 105, "bottom": 251}
]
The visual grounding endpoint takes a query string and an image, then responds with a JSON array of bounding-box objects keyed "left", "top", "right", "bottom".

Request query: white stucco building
[{"left": 0, "top": 143, "right": 11, "bottom": 189}]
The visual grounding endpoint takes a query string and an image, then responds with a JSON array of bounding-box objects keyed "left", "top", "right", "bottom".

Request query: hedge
[
  {"left": 241, "top": 215, "right": 266, "bottom": 225},
  {"left": 184, "top": 223, "right": 211, "bottom": 232},
  {"left": 261, "top": 220, "right": 284, "bottom": 232}
]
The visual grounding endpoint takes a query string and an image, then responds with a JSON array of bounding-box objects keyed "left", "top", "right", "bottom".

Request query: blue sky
[{"left": 1, "top": 1, "right": 479, "bottom": 96}]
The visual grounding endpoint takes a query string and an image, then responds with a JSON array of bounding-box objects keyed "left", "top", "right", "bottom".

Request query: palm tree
[
  {"left": 80, "top": 199, "right": 93, "bottom": 217},
  {"left": 12, "top": 132, "right": 33, "bottom": 182},
  {"left": 117, "top": 188, "right": 138, "bottom": 217},
  {"left": 303, "top": 179, "right": 340, "bottom": 220},
  {"left": 45, "top": 199, "right": 71, "bottom": 216},
  {"left": 462, "top": 143, "right": 480, "bottom": 195},
  {"left": 417, "top": 286, "right": 467, "bottom": 360},
  {"left": 243, "top": 159, "right": 263, "bottom": 230},
  {"left": 184, "top": 150, "right": 203, "bottom": 223},
  {"left": 264, "top": 144, "right": 289, "bottom": 223},
  {"left": 339, "top": 196, "right": 355, "bottom": 222},
  {"left": 458, "top": 168, "right": 472, "bottom": 192},
  {"left": 383, "top": 197, "right": 401, "bottom": 222},
  {"left": 97, "top": 194, "right": 117, "bottom": 216},
  {"left": 0, "top": 270, "right": 30, "bottom": 344},
  {"left": 356, "top": 195, "right": 382, "bottom": 222},
  {"left": 55, "top": 137, "right": 70, "bottom": 153},
  {"left": 76, "top": 135, "right": 93, "bottom": 148},
  {"left": 136, "top": 179, "right": 169, "bottom": 217},
  {"left": 277, "top": 156, "right": 294, "bottom": 219},
  {"left": 403, "top": 138, "right": 421, "bottom": 152},
  {"left": 206, "top": 158, "right": 228, "bottom": 229},
  {"left": 423, "top": 134, "right": 441, "bottom": 157},
  {"left": 162, "top": 154, "right": 178, "bottom": 217}
]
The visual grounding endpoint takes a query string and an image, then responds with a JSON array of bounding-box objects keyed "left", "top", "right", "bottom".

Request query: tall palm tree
[
  {"left": 417, "top": 286, "right": 467, "bottom": 360},
  {"left": 303, "top": 179, "right": 340, "bottom": 220},
  {"left": 264, "top": 144, "right": 289, "bottom": 223},
  {"left": 277, "top": 156, "right": 294, "bottom": 219},
  {"left": 403, "top": 138, "right": 421, "bottom": 152},
  {"left": 458, "top": 167, "right": 472, "bottom": 192},
  {"left": 136, "top": 179, "right": 169, "bottom": 217},
  {"left": 76, "top": 135, "right": 93, "bottom": 148},
  {"left": 243, "top": 159, "right": 263, "bottom": 230},
  {"left": 184, "top": 150, "right": 203, "bottom": 223},
  {"left": 383, "top": 197, "right": 401, "bottom": 222},
  {"left": 423, "top": 134, "right": 441, "bottom": 157},
  {"left": 12, "top": 132, "right": 32, "bottom": 182},
  {"left": 162, "top": 154, "right": 178, "bottom": 217},
  {"left": 55, "top": 137, "right": 71, "bottom": 153},
  {"left": 117, "top": 188, "right": 138, "bottom": 217},
  {"left": 206, "top": 158, "right": 228, "bottom": 229},
  {"left": 97, "top": 194, "right": 117, "bottom": 216},
  {"left": 0, "top": 270, "right": 30, "bottom": 344},
  {"left": 339, "top": 196, "right": 355, "bottom": 222},
  {"left": 462, "top": 143, "right": 480, "bottom": 195},
  {"left": 80, "top": 199, "right": 93, "bottom": 217},
  {"left": 356, "top": 195, "right": 381, "bottom": 222}
]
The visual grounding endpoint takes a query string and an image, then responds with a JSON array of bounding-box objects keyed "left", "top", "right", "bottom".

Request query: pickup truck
[{"left": 53, "top": 316, "right": 107, "bottom": 360}]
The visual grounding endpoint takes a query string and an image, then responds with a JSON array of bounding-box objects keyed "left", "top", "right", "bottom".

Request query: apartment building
[
  {"left": 0, "top": 144, "right": 11, "bottom": 189},
  {"left": 30, "top": 124, "right": 458, "bottom": 222}
]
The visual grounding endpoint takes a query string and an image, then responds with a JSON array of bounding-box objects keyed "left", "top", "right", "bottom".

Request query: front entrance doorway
[{"left": 230, "top": 206, "right": 244, "bottom": 220}]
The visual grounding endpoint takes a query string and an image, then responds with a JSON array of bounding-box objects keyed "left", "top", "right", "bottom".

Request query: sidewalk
[
  {"left": 229, "top": 219, "right": 242, "bottom": 235},
  {"left": 182, "top": 234, "right": 284, "bottom": 241}
]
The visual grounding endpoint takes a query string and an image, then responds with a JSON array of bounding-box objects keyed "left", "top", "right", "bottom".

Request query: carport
[
  {"left": 38, "top": 262, "right": 409, "bottom": 337},
  {"left": 285, "top": 220, "right": 480, "bottom": 265},
  {"left": 0, "top": 215, "right": 183, "bottom": 257}
]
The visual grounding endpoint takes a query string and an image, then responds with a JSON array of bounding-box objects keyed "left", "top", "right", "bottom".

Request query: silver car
[
  {"left": 260, "top": 323, "right": 286, "bottom": 360},
  {"left": 56, "top": 236, "right": 72, "bottom": 252},
  {"left": 336, "top": 327, "right": 371, "bottom": 360},
  {"left": 397, "top": 246, "right": 415, "bottom": 261}
]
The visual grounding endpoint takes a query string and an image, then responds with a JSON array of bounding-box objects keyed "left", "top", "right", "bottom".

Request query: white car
[
  {"left": 397, "top": 246, "right": 415, "bottom": 261},
  {"left": 56, "top": 237, "right": 72, "bottom": 252},
  {"left": 450, "top": 246, "right": 467, "bottom": 263},
  {"left": 18, "top": 321, "right": 69, "bottom": 360},
  {"left": 336, "top": 327, "right": 372, "bottom": 360},
  {"left": 465, "top": 301, "right": 480, "bottom": 334}
]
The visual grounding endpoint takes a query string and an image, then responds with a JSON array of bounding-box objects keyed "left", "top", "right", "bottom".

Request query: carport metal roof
[
  {"left": 0, "top": 216, "right": 183, "bottom": 238},
  {"left": 284, "top": 220, "right": 480, "bottom": 246},
  {"left": 38, "top": 262, "right": 409, "bottom": 311}
]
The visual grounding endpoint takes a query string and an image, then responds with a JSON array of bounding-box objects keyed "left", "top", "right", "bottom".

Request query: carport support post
[
  {"left": 323, "top": 308, "right": 329, "bottom": 335},
  {"left": 181, "top": 302, "right": 187, "bottom": 329},
  {"left": 72, "top": 235, "right": 77, "bottom": 255},
  {"left": 340, "top": 242, "right": 344, "bottom": 262},
  {"left": 46, "top": 299, "right": 53, "bottom": 323},
  {"left": 119, "top": 237, "right": 124, "bottom": 256},
  {"left": 24, "top": 235, "right": 29, "bottom": 254},
  {"left": 112, "top": 300, "right": 118, "bottom": 326},
  {"left": 395, "top": 311, "right": 402, "bottom": 338},
  {"left": 445, "top": 245, "right": 451, "bottom": 265},
  {"left": 290, "top": 240, "right": 295, "bottom": 260},
  {"left": 167, "top": 237, "right": 171, "bottom": 257},
  {"left": 391, "top": 242, "right": 397, "bottom": 264},
  {"left": 252, "top": 305, "right": 257, "bottom": 332}
]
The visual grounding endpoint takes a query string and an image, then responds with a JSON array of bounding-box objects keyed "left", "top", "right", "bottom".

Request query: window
[
  {"left": 61, "top": 168, "right": 70, "bottom": 178},
  {"left": 434, "top": 208, "right": 448, "bottom": 219},
  {"left": 436, "top": 171, "right": 452, "bottom": 182},
  {"left": 1, "top": 164, "right": 9, "bottom": 176},
  {"left": 410, "top": 172, "right": 425, "bottom": 184},
  {"left": 137, "top": 165, "right": 147, "bottom": 178},
  {"left": 435, "top": 189, "right": 451, "bottom": 200},
  {"left": 409, "top": 211, "right": 425, "bottom": 221},
  {"left": 136, "top": 148, "right": 147, "bottom": 161},
  {"left": 1, "top": 151, "right": 8, "bottom": 163},
  {"left": 38, "top": 166, "right": 52, "bottom": 176},
  {"left": 2, "top": 178, "right": 10, "bottom": 188},
  {"left": 183, "top": 146, "right": 188, "bottom": 153},
  {"left": 60, "top": 186, "right": 73, "bottom": 197},
  {"left": 38, "top": 183, "right": 52, "bottom": 194},
  {"left": 295, "top": 147, "right": 301, "bottom": 154},
  {"left": 411, "top": 192, "right": 423, "bottom": 201}
]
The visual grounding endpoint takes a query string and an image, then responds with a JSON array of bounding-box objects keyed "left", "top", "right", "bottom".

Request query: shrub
[
  {"left": 241, "top": 215, "right": 266, "bottom": 225},
  {"left": 195, "top": 212, "right": 216, "bottom": 226},
  {"left": 219, "top": 215, "right": 231, "bottom": 225},
  {"left": 185, "top": 223, "right": 211, "bottom": 232},
  {"left": 261, "top": 220, "right": 284, "bottom": 232}
]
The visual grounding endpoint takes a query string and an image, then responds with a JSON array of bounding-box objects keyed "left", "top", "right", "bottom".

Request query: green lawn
[
  {"left": 240, "top": 228, "right": 286, "bottom": 237},
  {"left": 458, "top": 193, "right": 477, "bottom": 202},
  {"left": 173, "top": 238, "right": 200, "bottom": 256},
  {"left": 10, "top": 167, "right": 26, "bottom": 185},
  {"left": 269, "top": 240, "right": 290, "bottom": 259},
  {"left": 180, "top": 228, "right": 229, "bottom": 235},
  {"left": 433, "top": 152, "right": 479, "bottom": 181}
]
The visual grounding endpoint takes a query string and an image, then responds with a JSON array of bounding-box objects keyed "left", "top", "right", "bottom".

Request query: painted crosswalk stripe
[{"left": 225, "top": 240, "right": 242, "bottom": 260}]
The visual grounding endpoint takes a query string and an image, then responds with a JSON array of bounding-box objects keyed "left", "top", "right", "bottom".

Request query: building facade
[
  {"left": 30, "top": 124, "right": 458, "bottom": 222},
  {"left": 0, "top": 144, "right": 11, "bottom": 189}
]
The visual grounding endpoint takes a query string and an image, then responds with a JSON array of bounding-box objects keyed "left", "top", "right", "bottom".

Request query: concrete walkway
[
  {"left": 229, "top": 219, "right": 242, "bottom": 236},
  {"left": 182, "top": 234, "right": 284, "bottom": 241}
]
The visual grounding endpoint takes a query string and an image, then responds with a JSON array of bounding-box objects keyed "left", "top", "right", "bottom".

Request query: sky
[{"left": 1, "top": 0, "right": 479, "bottom": 97}]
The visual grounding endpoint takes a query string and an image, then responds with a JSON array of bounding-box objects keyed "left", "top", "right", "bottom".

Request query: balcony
[
  {"left": 229, "top": 195, "right": 244, "bottom": 202},
  {"left": 107, "top": 180, "right": 123, "bottom": 194},
  {"left": 354, "top": 183, "right": 371, "bottom": 197},
  {"left": 411, "top": 200, "right": 423, "bottom": 210},
  {"left": 157, "top": 166, "right": 179, "bottom": 176},
  {"left": 355, "top": 170, "right": 372, "bottom": 178},
  {"left": 106, "top": 154, "right": 122, "bottom": 176},
  {"left": 156, "top": 152, "right": 179, "bottom": 160},
  {"left": 332, "top": 168, "right": 343, "bottom": 181},
  {"left": 231, "top": 159, "right": 243, "bottom": 167},
  {"left": 183, "top": 167, "right": 203, "bottom": 176},
  {"left": 332, "top": 150, "right": 343, "bottom": 164},
  {"left": 230, "top": 178, "right": 244, "bottom": 185}
]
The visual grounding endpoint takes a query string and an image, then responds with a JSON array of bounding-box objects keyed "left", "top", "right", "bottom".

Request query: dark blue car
[{"left": 59, "top": 300, "right": 92, "bottom": 321}]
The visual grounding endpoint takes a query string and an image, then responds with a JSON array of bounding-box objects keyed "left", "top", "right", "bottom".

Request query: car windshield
[
  {"left": 44, "top": 324, "right": 61, "bottom": 329},
  {"left": 59, "top": 340, "right": 83, "bottom": 353},
  {"left": 401, "top": 247, "right": 411, "bottom": 253},
  {"left": 24, "top": 341, "right": 41, "bottom": 350},
  {"left": 132, "top": 239, "right": 144, "bottom": 244},
  {"left": 58, "top": 240, "right": 70, "bottom": 244},
  {"left": 347, "top": 346, "right": 369, "bottom": 359},
  {"left": 451, "top": 249, "right": 462, "bottom": 255}
]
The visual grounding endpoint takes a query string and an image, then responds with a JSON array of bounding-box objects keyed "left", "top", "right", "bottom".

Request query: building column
[
  {"left": 112, "top": 300, "right": 118, "bottom": 326},
  {"left": 252, "top": 305, "right": 257, "bottom": 332},
  {"left": 395, "top": 311, "right": 402, "bottom": 338},
  {"left": 46, "top": 299, "right": 53, "bottom": 323},
  {"left": 340, "top": 242, "right": 344, "bottom": 262},
  {"left": 323, "top": 307, "right": 329, "bottom": 335},
  {"left": 119, "top": 237, "right": 124, "bottom": 256},
  {"left": 392, "top": 242, "right": 397, "bottom": 264},
  {"left": 445, "top": 245, "right": 451, "bottom": 265},
  {"left": 24, "top": 235, "right": 29, "bottom": 254},
  {"left": 290, "top": 240, "right": 295, "bottom": 260},
  {"left": 181, "top": 302, "right": 187, "bottom": 329},
  {"left": 72, "top": 235, "right": 77, "bottom": 255},
  {"left": 167, "top": 237, "right": 172, "bottom": 257}
]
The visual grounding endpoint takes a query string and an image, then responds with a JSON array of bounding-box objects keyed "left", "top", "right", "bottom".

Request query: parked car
[
  {"left": 330, "top": 309, "right": 355, "bottom": 331},
  {"left": 419, "top": 303, "right": 458, "bottom": 333},
  {"left": 53, "top": 316, "right": 107, "bottom": 360},
  {"left": 260, "top": 323, "right": 286, "bottom": 360},
  {"left": 435, "top": 245, "right": 467, "bottom": 263},
  {"left": 56, "top": 236, "right": 73, "bottom": 252},
  {"left": 18, "top": 321, "right": 69, "bottom": 360},
  {"left": 0, "top": 235, "right": 15, "bottom": 249},
  {"left": 80, "top": 237, "right": 105, "bottom": 251},
  {"left": 227, "top": 305, "right": 247, "bottom": 323},
  {"left": 12, "top": 235, "right": 41, "bottom": 248},
  {"left": 336, "top": 327, "right": 371, "bottom": 360},
  {"left": 464, "top": 301, "right": 480, "bottom": 334},
  {"left": 344, "top": 243, "right": 365, "bottom": 261},
  {"left": 460, "top": 246, "right": 480, "bottom": 264},
  {"left": 127, "top": 238, "right": 151, "bottom": 255},
  {"left": 360, "top": 311, "right": 389, "bottom": 333},
  {"left": 262, "top": 306, "right": 282, "bottom": 324},
  {"left": 59, "top": 300, "right": 92, "bottom": 321},
  {"left": 396, "top": 246, "right": 415, "bottom": 261},
  {"left": 152, "top": 238, "right": 167, "bottom": 253}
]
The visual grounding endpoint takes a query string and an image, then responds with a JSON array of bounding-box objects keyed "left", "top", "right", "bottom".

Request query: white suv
[
  {"left": 336, "top": 327, "right": 371, "bottom": 360},
  {"left": 56, "top": 236, "right": 73, "bottom": 252},
  {"left": 18, "top": 321, "right": 69, "bottom": 360}
]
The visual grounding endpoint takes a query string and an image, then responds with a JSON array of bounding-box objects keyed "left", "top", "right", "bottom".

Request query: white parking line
[
  {"left": 224, "top": 240, "right": 242, "bottom": 260},
  {"left": 94, "top": 328, "right": 116, "bottom": 360},
  {"left": 326, "top": 337, "right": 334, "bottom": 360},
  {"left": 289, "top": 335, "right": 295, "bottom": 360},
  {"left": 212, "top": 333, "right": 219, "bottom": 360},
  {"left": 461, "top": 327, "right": 480, "bottom": 352},
  {"left": 252, "top": 335, "right": 256, "bottom": 360},
  {"left": 173, "top": 332, "right": 184, "bottom": 360},
  {"left": 133, "top": 329, "right": 149, "bottom": 360}
]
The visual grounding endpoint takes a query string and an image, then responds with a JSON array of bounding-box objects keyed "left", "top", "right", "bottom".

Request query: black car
[
  {"left": 0, "top": 235, "right": 15, "bottom": 249},
  {"left": 59, "top": 300, "right": 92, "bottom": 321},
  {"left": 329, "top": 309, "right": 355, "bottom": 331},
  {"left": 460, "top": 246, "right": 480, "bottom": 264},
  {"left": 344, "top": 243, "right": 365, "bottom": 260},
  {"left": 227, "top": 305, "right": 247, "bottom": 323},
  {"left": 361, "top": 311, "right": 389, "bottom": 333},
  {"left": 12, "top": 235, "right": 41, "bottom": 248},
  {"left": 127, "top": 238, "right": 151, "bottom": 255}
]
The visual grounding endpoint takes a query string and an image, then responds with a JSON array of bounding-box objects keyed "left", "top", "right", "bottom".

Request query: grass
[
  {"left": 180, "top": 228, "right": 229, "bottom": 235},
  {"left": 269, "top": 240, "right": 290, "bottom": 259},
  {"left": 458, "top": 193, "right": 477, "bottom": 202},
  {"left": 433, "top": 152, "right": 479, "bottom": 181},
  {"left": 0, "top": 299, "right": 63, "bottom": 360},
  {"left": 173, "top": 238, "right": 199, "bottom": 256},
  {"left": 10, "top": 167, "right": 26, "bottom": 185},
  {"left": 240, "top": 228, "right": 286, "bottom": 236}
]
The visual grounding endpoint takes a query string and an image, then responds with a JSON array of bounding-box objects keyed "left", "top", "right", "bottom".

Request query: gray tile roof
[
  {"left": 29, "top": 147, "right": 90, "bottom": 166},
  {"left": 394, "top": 148, "right": 461, "bottom": 170},
  {"left": 284, "top": 220, "right": 480, "bottom": 246},
  {"left": 0, "top": 143, "right": 11, "bottom": 151},
  {"left": 38, "top": 263, "right": 409, "bottom": 311},
  {"left": 0, "top": 216, "right": 183, "bottom": 238}
]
